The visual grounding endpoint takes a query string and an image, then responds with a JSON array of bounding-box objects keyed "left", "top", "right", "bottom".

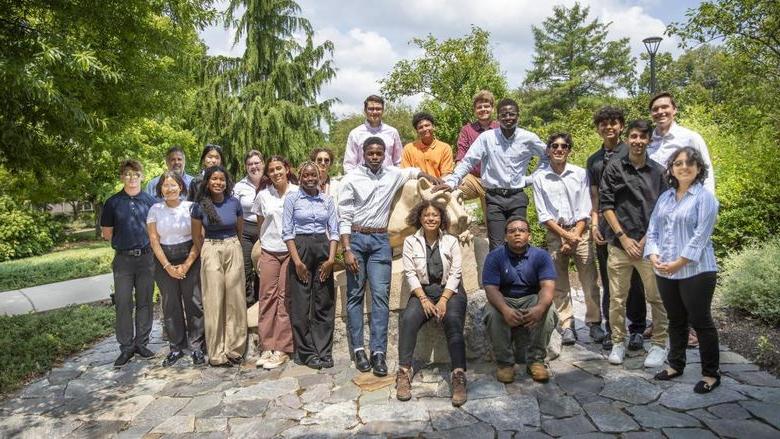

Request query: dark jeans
[
  {"left": 657, "top": 272, "right": 719, "bottom": 377},
  {"left": 485, "top": 190, "right": 529, "bottom": 250},
  {"left": 398, "top": 291, "right": 467, "bottom": 371},
  {"left": 155, "top": 241, "right": 205, "bottom": 352},
  {"left": 596, "top": 243, "right": 646, "bottom": 334},
  {"left": 113, "top": 252, "right": 155, "bottom": 354},
  {"left": 288, "top": 234, "right": 335, "bottom": 362},
  {"left": 240, "top": 220, "right": 259, "bottom": 306}
]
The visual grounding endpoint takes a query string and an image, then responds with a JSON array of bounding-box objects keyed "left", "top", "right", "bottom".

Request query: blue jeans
[{"left": 346, "top": 232, "right": 392, "bottom": 353}]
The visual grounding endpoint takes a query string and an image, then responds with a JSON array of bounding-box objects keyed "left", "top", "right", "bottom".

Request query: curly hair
[
  {"left": 405, "top": 199, "right": 450, "bottom": 232},
  {"left": 195, "top": 165, "right": 234, "bottom": 225},
  {"left": 593, "top": 106, "right": 625, "bottom": 126},
  {"left": 665, "top": 146, "right": 709, "bottom": 189}
]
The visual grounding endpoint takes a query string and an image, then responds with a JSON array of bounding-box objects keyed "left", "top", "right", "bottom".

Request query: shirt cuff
[
  {"left": 643, "top": 242, "right": 660, "bottom": 259},
  {"left": 681, "top": 244, "right": 704, "bottom": 262},
  {"left": 339, "top": 224, "right": 351, "bottom": 235}
]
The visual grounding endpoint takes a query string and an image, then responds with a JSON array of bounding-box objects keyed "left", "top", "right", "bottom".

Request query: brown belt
[{"left": 352, "top": 225, "right": 388, "bottom": 234}]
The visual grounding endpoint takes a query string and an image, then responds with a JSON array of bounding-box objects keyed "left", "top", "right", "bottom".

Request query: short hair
[
  {"left": 546, "top": 132, "right": 574, "bottom": 149},
  {"left": 364, "top": 95, "right": 385, "bottom": 110},
  {"left": 473, "top": 90, "right": 495, "bottom": 108},
  {"left": 496, "top": 98, "right": 519, "bottom": 112},
  {"left": 309, "top": 147, "right": 334, "bottom": 162},
  {"left": 199, "top": 144, "right": 224, "bottom": 167},
  {"left": 649, "top": 92, "right": 677, "bottom": 110},
  {"left": 362, "top": 136, "right": 386, "bottom": 151},
  {"left": 504, "top": 216, "right": 529, "bottom": 233},
  {"left": 593, "top": 106, "right": 626, "bottom": 126},
  {"left": 119, "top": 159, "right": 143, "bottom": 176},
  {"left": 155, "top": 171, "right": 187, "bottom": 198},
  {"left": 665, "top": 146, "right": 709, "bottom": 189},
  {"left": 412, "top": 112, "right": 435, "bottom": 129},
  {"left": 264, "top": 155, "right": 299, "bottom": 185},
  {"left": 166, "top": 146, "right": 185, "bottom": 158},
  {"left": 405, "top": 199, "right": 451, "bottom": 232},
  {"left": 625, "top": 119, "right": 654, "bottom": 138},
  {"left": 244, "top": 149, "right": 264, "bottom": 164}
]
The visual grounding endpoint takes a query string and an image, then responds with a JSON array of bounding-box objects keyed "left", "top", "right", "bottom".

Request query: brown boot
[
  {"left": 496, "top": 365, "right": 515, "bottom": 383},
  {"left": 527, "top": 362, "right": 550, "bottom": 383},
  {"left": 451, "top": 370, "right": 467, "bottom": 407},
  {"left": 396, "top": 367, "right": 412, "bottom": 401}
]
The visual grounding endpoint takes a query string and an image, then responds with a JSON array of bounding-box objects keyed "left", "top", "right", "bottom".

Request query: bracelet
[
  {"left": 441, "top": 296, "right": 450, "bottom": 302},
  {"left": 163, "top": 263, "right": 172, "bottom": 270}
]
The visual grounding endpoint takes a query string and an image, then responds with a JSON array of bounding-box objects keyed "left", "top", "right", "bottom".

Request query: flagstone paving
[{"left": 2, "top": 289, "right": 780, "bottom": 438}]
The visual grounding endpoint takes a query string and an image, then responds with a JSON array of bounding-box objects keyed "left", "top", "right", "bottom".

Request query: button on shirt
[
  {"left": 145, "top": 173, "right": 194, "bottom": 201},
  {"left": 586, "top": 142, "right": 628, "bottom": 234},
  {"left": 281, "top": 188, "right": 339, "bottom": 242},
  {"left": 649, "top": 122, "right": 715, "bottom": 193},
  {"left": 456, "top": 120, "right": 500, "bottom": 177},
  {"left": 101, "top": 190, "right": 157, "bottom": 250},
  {"left": 343, "top": 122, "right": 403, "bottom": 173},
  {"left": 644, "top": 183, "right": 719, "bottom": 279},
  {"left": 482, "top": 245, "right": 557, "bottom": 298},
  {"left": 146, "top": 201, "right": 194, "bottom": 245},
  {"left": 445, "top": 127, "right": 548, "bottom": 189},
  {"left": 531, "top": 164, "right": 591, "bottom": 226},
  {"left": 252, "top": 184, "right": 299, "bottom": 252},
  {"left": 400, "top": 139, "right": 454, "bottom": 178},
  {"left": 338, "top": 166, "right": 420, "bottom": 235},
  {"left": 233, "top": 177, "right": 261, "bottom": 222}
]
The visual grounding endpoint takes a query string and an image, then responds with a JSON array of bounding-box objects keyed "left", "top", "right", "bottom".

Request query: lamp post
[{"left": 642, "top": 36, "right": 663, "bottom": 94}]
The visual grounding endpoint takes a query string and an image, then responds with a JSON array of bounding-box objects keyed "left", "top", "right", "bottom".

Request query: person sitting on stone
[
  {"left": 396, "top": 200, "right": 467, "bottom": 407},
  {"left": 483, "top": 217, "right": 557, "bottom": 383}
]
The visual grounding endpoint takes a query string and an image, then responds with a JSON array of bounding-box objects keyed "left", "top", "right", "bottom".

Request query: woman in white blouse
[{"left": 234, "top": 150, "right": 265, "bottom": 307}]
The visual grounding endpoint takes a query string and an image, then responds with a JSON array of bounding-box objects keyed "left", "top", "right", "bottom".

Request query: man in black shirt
[
  {"left": 600, "top": 120, "right": 669, "bottom": 368},
  {"left": 586, "top": 107, "right": 647, "bottom": 351}
]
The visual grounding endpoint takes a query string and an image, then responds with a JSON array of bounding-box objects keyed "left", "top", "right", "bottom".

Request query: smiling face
[
  {"left": 299, "top": 164, "right": 320, "bottom": 192},
  {"left": 364, "top": 101, "right": 384, "bottom": 126},
  {"left": 670, "top": 151, "right": 699, "bottom": 188},
  {"left": 122, "top": 169, "right": 143, "bottom": 192},
  {"left": 474, "top": 100, "right": 493, "bottom": 123},
  {"left": 498, "top": 104, "right": 518, "bottom": 131},
  {"left": 363, "top": 143, "right": 385, "bottom": 172},
  {"left": 166, "top": 151, "right": 185, "bottom": 175},
  {"left": 160, "top": 176, "right": 182, "bottom": 201},
  {"left": 627, "top": 128, "right": 651, "bottom": 158},
  {"left": 420, "top": 205, "right": 442, "bottom": 234},
  {"left": 597, "top": 119, "right": 624, "bottom": 144},
  {"left": 266, "top": 160, "right": 288, "bottom": 187},
  {"left": 650, "top": 97, "right": 677, "bottom": 129},
  {"left": 203, "top": 149, "right": 221, "bottom": 168},
  {"left": 314, "top": 151, "right": 332, "bottom": 177},
  {"left": 415, "top": 119, "right": 435, "bottom": 143},
  {"left": 245, "top": 154, "right": 264, "bottom": 180},
  {"left": 208, "top": 171, "right": 226, "bottom": 196},
  {"left": 547, "top": 136, "right": 571, "bottom": 167}
]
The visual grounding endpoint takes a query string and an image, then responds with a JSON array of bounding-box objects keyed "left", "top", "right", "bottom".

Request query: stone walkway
[{"left": 2, "top": 291, "right": 780, "bottom": 438}]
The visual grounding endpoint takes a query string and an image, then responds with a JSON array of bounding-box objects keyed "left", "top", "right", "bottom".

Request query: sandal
[
  {"left": 693, "top": 376, "right": 721, "bottom": 394},
  {"left": 654, "top": 369, "right": 683, "bottom": 381}
]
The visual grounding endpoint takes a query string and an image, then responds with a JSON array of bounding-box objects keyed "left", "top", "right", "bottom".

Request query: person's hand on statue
[
  {"left": 431, "top": 183, "right": 452, "bottom": 193},
  {"left": 419, "top": 172, "right": 443, "bottom": 186}
]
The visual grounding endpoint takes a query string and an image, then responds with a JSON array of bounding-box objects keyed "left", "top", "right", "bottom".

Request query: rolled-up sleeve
[
  {"left": 402, "top": 237, "right": 423, "bottom": 292},
  {"left": 643, "top": 194, "right": 664, "bottom": 259},
  {"left": 444, "top": 237, "right": 462, "bottom": 293},
  {"left": 338, "top": 178, "right": 355, "bottom": 235},
  {"left": 281, "top": 194, "right": 296, "bottom": 241},
  {"left": 681, "top": 192, "right": 719, "bottom": 261},
  {"left": 599, "top": 161, "right": 620, "bottom": 212}
]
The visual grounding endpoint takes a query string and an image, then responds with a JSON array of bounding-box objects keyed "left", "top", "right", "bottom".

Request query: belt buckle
[{"left": 131, "top": 249, "right": 142, "bottom": 257}]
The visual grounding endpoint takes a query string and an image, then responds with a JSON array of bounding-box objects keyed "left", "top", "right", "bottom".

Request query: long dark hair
[
  {"left": 263, "top": 155, "right": 299, "bottom": 186},
  {"left": 199, "top": 144, "right": 224, "bottom": 169},
  {"left": 195, "top": 166, "right": 234, "bottom": 225}
]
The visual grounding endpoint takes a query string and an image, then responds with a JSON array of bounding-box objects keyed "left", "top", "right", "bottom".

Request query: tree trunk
[{"left": 93, "top": 201, "right": 103, "bottom": 238}]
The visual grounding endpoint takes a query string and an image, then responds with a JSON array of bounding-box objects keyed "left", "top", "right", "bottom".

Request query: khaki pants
[
  {"left": 458, "top": 173, "right": 487, "bottom": 219},
  {"left": 607, "top": 244, "right": 668, "bottom": 347},
  {"left": 546, "top": 229, "right": 601, "bottom": 328},
  {"left": 201, "top": 237, "right": 247, "bottom": 365},
  {"left": 484, "top": 294, "right": 557, "bottom": 365}
]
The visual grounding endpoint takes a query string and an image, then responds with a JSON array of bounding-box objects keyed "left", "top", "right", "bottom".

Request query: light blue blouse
[{"left": 281, "top": 188, "right": 339, "bottom": 242}]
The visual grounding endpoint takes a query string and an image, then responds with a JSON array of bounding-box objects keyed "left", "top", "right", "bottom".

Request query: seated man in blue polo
[{"left": 483, "top": 216, "right": 557, "bottom": 383}]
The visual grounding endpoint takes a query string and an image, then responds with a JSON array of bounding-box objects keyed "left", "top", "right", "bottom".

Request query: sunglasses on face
[
  {"left": 549, "top": 143, "right": 571, "bottom": 150},
  {"left": 316, "top": 158, "right": 331, "bottom": 164}
]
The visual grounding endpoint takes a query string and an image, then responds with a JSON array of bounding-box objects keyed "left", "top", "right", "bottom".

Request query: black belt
[
  {"left": 116, "top": 247, "right": 152, "bottom": 256},
  {"left": 486, "top": 187, "right": 524, "bottom": 196}
]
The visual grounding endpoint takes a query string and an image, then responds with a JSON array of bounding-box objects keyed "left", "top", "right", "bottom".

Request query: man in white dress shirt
[{"left": 342, "top": 95, "right": 403, "bottom": 173}]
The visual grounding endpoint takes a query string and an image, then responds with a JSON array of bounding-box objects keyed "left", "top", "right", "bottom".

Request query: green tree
[
  {"left": 380, "top": 27, "right": 509, "bottom": 145},
  {"left": 522, "top": 2, "right": 635, "bottom": 120}
]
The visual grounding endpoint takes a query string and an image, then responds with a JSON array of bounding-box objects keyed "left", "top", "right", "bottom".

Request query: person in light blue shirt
[
  {"left": 645, "top": 146, "right": 721, "bottom": 394},
  {"left": 145, "top": 146, "right": 195, "bottom": 201}
]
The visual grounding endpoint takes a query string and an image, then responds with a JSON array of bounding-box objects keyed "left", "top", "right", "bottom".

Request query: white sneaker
[
  {"left": 609, "top": 343, "right": 626, "bottom": 365},
  {"left": 255, "top": 350, "right": 273, "bottom": 368},
  {"left": 644, "top": 345, "right": 667, "bottom": 368},
  {"left": 263, "top": 351, "right": 289, "bottom": 369}
]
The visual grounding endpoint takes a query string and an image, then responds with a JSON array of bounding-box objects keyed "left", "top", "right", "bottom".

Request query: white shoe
[
  {"left": 644, "top": 345, "right": 667, "bottom": 368},
  {"left": 264, "top": 351, "right": 289, "bottom": 369},
  {"left": 256, "top": 350, "right": 273, "bottom": 368},
  {"left": 609, "top": 343, "right": 626, "bottom": 365}
]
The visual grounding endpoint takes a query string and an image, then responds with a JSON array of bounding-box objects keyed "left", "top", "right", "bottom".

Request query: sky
[{"left": 199, "top": 0, "right": 704, "bottom": 118}]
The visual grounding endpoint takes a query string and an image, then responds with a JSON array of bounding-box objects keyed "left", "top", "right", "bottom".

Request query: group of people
[{"left": 99, "top": 90, "right": 722, "bottom": 412}]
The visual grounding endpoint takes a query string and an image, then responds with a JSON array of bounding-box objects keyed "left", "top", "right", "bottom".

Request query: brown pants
[
  {"left": 200, "top": 237, "right": 247, "bottom": 365},
  {"left": 258, "top": 249, "right": 294, "bottom": 353},
  {"left": 458, "top": 173, "right": 487, "bottom": 219},
  {"left": 546, "top": 229, "right": 601, "bottom": 328}
]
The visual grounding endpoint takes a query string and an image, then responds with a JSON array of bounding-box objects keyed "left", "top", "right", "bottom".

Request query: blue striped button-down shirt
[
  {"left": 644, "top": 182, "right": 719, "bottom": 279},
  {"left": 281, "top": 188, "right": 339, "bottom": 242}
]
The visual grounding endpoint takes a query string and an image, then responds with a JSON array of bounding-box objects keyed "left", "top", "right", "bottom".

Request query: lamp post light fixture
[{"left": 643, "top": 36, "right": 663, "bottom": 95}]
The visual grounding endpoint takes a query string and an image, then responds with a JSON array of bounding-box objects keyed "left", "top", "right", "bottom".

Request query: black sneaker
[
  {"left": 135, "top": 345, "right": 155, "bottom": 358},
  {"left": 321, "top": 356, "right": 334, "bottom": 369},
  {"left": 602, "top": 332, "right": 613, "bottom": 350},
  {"left": 162, "top": 350, "right": 185, "bottom": 367},
  {"left": 191, "top": 350, "right": 205, "bottom": 365},
  {"left": 628, "top": 333, "right": 644, "bottom": 351},
  {"left": 589, "top": 324, "right": 606, "bottom": 343},
  {"left": 114, "top": 351, "right": 134, "bottom": 368}
]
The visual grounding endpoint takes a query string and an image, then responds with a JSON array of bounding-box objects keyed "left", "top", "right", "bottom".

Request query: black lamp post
[{"left": 642, "top": 36, "right": 663, "bottom": 94}]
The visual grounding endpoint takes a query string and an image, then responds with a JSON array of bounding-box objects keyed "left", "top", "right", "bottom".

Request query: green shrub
[
  {"left": 0, "top": 242, "right": 113, "bottom": 291},
  {"left": 718, "top": 238, "right": 780, "bottom": 325},
  {"left": 0, "top": 196, "right": 64, "bottom": 262}
]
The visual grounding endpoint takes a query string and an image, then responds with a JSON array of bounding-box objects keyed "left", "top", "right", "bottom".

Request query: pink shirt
[
  {"left": 343, "top": 121, "right": 403, "bottom": 173},
  {"left": 456, "top": 120, "right": 499, "bottom": 177}
]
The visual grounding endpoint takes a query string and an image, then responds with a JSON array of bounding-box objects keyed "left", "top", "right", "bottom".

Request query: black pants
[
  {"left": 155, "top": 241, "right": 205, "bottom": 352},
  {"left": 485, "top": 190, "right": 529, "bottom": 250},
  {"left": 113, "top": 251, "right": 155, "bottom": 354},
  {"left": 398, "top": 291, "right": 467, "bottom": 371},
  {"left": 657, "top": 272, "right": 719, "bottom": 377},
  {"left": 288, "top": 234, "right": 335, "bottom": 362},
  {"left": 596, "top": 243, "right": 647, "bottom": 334},
  {"left": 240, "top": 221, "right": 259, "bottom": 306}
]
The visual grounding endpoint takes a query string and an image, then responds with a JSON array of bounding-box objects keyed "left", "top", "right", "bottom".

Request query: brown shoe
[
  {"left": 496, "top": 365, "right": 515, "bottom": 383},
  {"left": 451, "top": 370, "right": 467, "bottom": 407},
  {"left": 527, "top": 362, "right": 550, "bottom": 383},
  {"left": 396, "top": 367, "right": 412, "bottom": 401}
]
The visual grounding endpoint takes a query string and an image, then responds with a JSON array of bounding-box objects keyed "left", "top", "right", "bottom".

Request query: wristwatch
[{"left": 614, "top": 230, "right": 625, "bottom": 238}]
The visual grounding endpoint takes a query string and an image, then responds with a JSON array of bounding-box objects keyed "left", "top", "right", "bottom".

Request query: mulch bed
[{"left": 714, "top": 305, "right": 780, "bottom": 376}]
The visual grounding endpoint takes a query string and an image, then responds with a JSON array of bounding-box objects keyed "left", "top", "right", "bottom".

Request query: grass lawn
[
  {"left": 0, "top": 241, "right": 113, "bottom": 292},
  {"left": 0, "top": 303, "right": 115, "bottom": 394}
]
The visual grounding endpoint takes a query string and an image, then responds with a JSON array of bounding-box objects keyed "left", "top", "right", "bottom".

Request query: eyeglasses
[
  {"left": 506, "top": 227, "right": 529, "bottom": 234},
  {"left": 123, "top": 172, "right": 142, "bottom": 179},
  {"left": 549, "top": 143, "right": 570, "bottom": 150},
  {"left": 499, "top": 112, "right": 518, "bottom": 118},
  {"left": 316, "top": 158, "right": 331, "bottom": 164},
  {"left": 161, "top": 183, "right": 181, "bottom": 189},
  {"left": 672, "top": 158, "right": 696, "bottom": 168}
]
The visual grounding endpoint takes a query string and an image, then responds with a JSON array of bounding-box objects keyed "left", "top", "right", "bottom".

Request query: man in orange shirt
[{"left": 400, "top": 112, "right": 454, "bottom": 178}]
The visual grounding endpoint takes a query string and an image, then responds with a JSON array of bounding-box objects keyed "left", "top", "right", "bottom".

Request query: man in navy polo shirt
[
  {"left": 101, "top": 159, "right": 158, "bottom": 368},
  {"left": 483, "top": 217, "right": 557, "bottom": 383}
]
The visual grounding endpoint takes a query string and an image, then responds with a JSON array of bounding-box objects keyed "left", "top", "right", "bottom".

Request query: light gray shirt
[
  {"left": 531, "top": 164, "right": 591, "bottom": 226},
  {"left": 233, "top": 177, "right": 260, "bottom": 222}
]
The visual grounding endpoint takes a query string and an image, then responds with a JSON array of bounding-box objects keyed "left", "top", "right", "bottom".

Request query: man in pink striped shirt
[{"left": 343, "top": 95, "right": 403, "bottom": 173}]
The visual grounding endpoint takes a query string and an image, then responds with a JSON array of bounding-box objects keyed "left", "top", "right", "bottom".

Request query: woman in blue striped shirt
[{"left": 645, "top": 146, "right": 720, "bottom": 393}]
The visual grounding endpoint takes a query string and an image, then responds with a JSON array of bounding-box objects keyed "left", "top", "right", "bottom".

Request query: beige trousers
[
  {"left": 201, "top": 237, "right": 247, "bottom": 365},
  {"left": 458, "top": 173, "right": 487, "bottom": 219},
  {"left": 607, "top": 244, "right": 668, "bottom": 347},
  {"left": 546, "top": 228, "right": 602, "bottom": 328}
]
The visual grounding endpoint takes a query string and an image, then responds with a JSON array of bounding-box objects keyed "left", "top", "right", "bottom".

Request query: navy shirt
[
  {"left": 191, "top": 196, "right": 243, "bottom": 239},
  {"left": 100, "top": 190, "right": 157, "bottom": 250},
  {"left": 482, "top": 244, "right": 557, "bottom": 298}
]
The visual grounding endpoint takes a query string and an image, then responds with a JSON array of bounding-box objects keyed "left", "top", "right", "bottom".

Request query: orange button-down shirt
[{"left": 400, "top": 139, "right": 454, "bottom": 178}]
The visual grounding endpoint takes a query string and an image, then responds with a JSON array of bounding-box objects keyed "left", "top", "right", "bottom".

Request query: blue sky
[{"left": 199, "top": 0, "right": 705, "bottom": 116}]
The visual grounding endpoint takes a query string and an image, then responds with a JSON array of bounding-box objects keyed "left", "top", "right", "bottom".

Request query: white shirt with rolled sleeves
[
  {"left": 444, "top": 127, "right": 548, "bottom": 189},
  {"left": 342, "top": 122, "right": 403, "bottom": 173},
  {"left": 402, "top": 229, "right": 462, "bottom": 294},
  {"left": 531, "top": 164, "right": 592, "bottom": 226},
  {"left": 338, "top": 165, "right": 421, "bottom": 235},
  {"left": 251, "top": 184, "right": 299, "bottom": 252},
  {"left": 233, "top": 176, "right": 260, "bottom": 222},
  {"left": 648, "top": 122, "right": 715, "bottom": 193}
]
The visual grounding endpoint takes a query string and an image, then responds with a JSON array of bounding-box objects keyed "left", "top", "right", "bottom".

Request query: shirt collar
[
  {"left": 621, "top": 153, "right": 652, "bottom": 170},
  {"left": 361, "top": 164, "right": 385, "bottom": 177},
  {"left": 505, "top": 243, "right": 530, "bottom": 259},
  {"left": 269, "top": 183, "right": 296, "bottom": 198},
  {"left": 363, "top": 121, "right": 384, "bottom": 132},
  {"left": 685, "top": 182, "right": 703, "bottom": 196},
  {"left": 414, "top": 139, "right": 438, "bottom": 150},
  {"left": 653, "top": 121, "right": 679, "bottom": 140},
  {"left": 298, "top": 187, "right": 323, "bottom": 200},
  {"left": 471, "top": 120, "right": 497, "bottom": 132}
]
